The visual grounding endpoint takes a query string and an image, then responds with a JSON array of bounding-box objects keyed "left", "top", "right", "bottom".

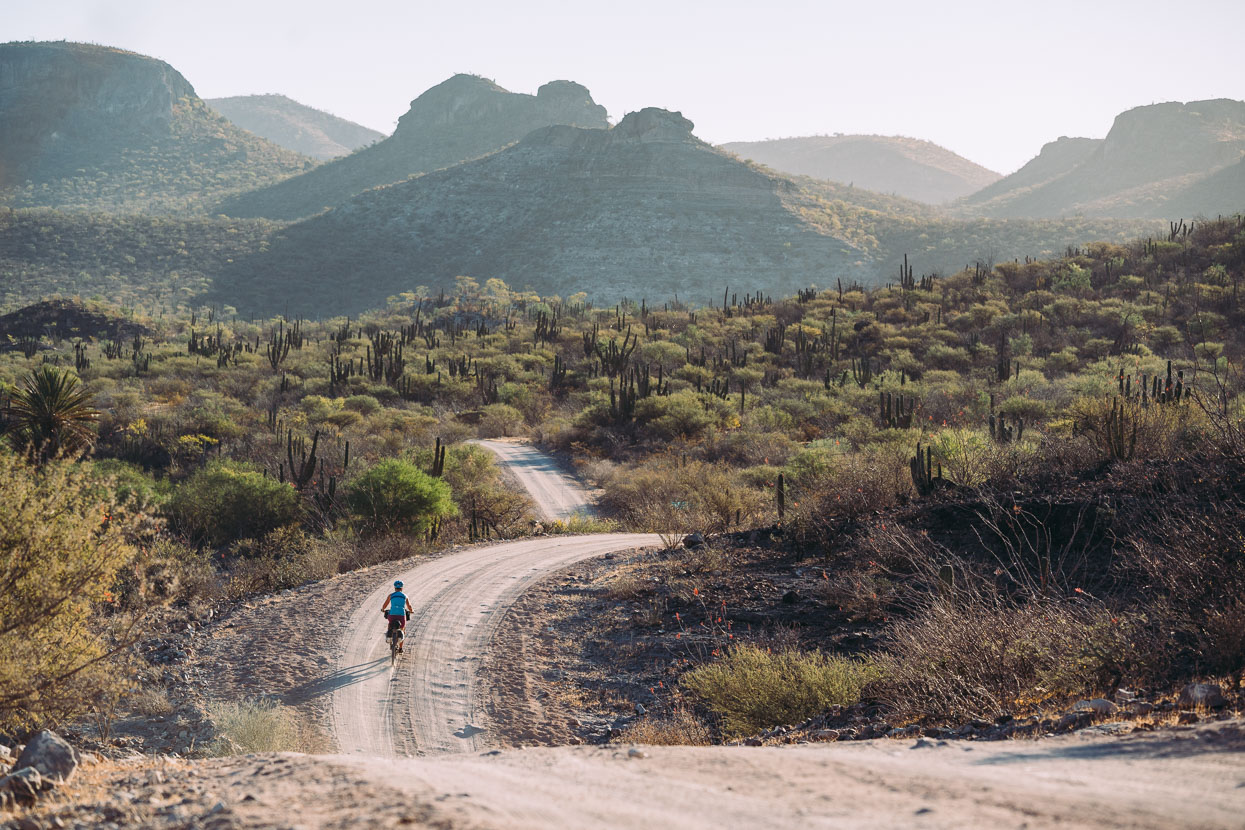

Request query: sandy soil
[{"left": 20, "top": 722, "right": 1245, "bottom": 829}]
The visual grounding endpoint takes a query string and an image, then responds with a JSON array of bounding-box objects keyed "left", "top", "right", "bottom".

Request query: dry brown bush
[
  {"left": 618, "top": 707, "right": 712, "bottom": 746},
  {"left": 598, "top": 458, "right": 767, "bottom": 534}
]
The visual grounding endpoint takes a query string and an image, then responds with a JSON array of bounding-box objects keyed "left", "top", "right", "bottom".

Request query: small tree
[
  {"left": 347, "top": 459, "right": 456, "bottom": 535},
  {"left": 0, "top": 453, "right": 142, "bottom": 732}
]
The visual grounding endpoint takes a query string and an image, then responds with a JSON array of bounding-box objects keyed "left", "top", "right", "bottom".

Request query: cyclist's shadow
[{"left": 283, "top": 658, "right": 389, "bottom": 704}]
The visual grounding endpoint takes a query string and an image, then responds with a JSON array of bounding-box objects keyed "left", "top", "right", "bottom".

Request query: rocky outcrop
[
  {"left": 957, "top": 99, "right": 1245, "bottom": 218},
  {"left": 218, "top": 74, "right": 610, "bottom": 220},
  {"left": 207, "top": 93, "right": 385, "bottom": 159},
  {"left": 722, "top": 134, "right": 1001, "bottom": 204}
]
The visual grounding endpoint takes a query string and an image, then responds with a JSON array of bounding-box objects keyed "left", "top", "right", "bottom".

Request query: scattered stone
[
  {"left": 13, "top": 731, "right": 79, "bottom": 783},
  {"left": 744, "top": 738, "right": 763, "bottom": 747},
  {"left": 911, "top": 738, "right": 935, "bottom": 749},
  {"left": 627, "top": 748, "right": 648, "bottom": 759},
  {"left": 781, "top": 590, "right": 800, "bottom": 605},
  {"left": 635, "top": 703, "right": 646, "bottom": 715},
  {"left": 1072, "top": 698, "right": 1118, "bottom": 715},
  {"left": 1178, "top": 683, "right": 1228, "bottom": 709},
  {"left": 1129, "top": 702, "right": 1154, "bottom": 717},
  {"left": 1081, "top": 722, "right": 1133, "bottom": 736},
  {"left": 887, "top": 725, "right": 921, "bottom": 739},
  {"left": 0, "top": 767, "right": 49, "bottom": 807},
  {"left": 1177, "top": 711, "right": 1200, "bottom": 725},
  {"left": 682, "top": 532, "right": 705, "bottom": 549},
  {"left": 812, "top": 730, "right": 840, "bottom": 742},
  {"left": 1055, "top": 712, "right": 1092, "bottom": 733},
  {"left": 0, "top": 745, "right": 10, "bottom": 761}
]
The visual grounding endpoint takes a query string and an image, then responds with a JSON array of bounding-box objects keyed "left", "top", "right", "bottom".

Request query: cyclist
[{"left": 382, "top": 580, "right": 411, "bottom": 653}]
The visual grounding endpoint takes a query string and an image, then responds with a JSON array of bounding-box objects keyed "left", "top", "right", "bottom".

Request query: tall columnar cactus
[
  {"left": 431, "top": 437, "right": 446, "bottom": 478},
  {"left": 287, "top": 429, "right": 320, "bottom": 490},
  {"left": 910, "top": 442, "right": 942, "bottom": 497},
  {"left": 1105, "top": 397, "right": 1137, "bottom": 460},
  {"left": 776, "top": 473, "right": 786, "bottom": 523}
]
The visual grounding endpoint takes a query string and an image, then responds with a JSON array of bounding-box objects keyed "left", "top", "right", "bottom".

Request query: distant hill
[
  {"left": 214, "top": 109, "right": 877, "bottom": 312},
  {"left": 0, "top": 41, "right": 311, "bottom": 215},
  {"left": 721, "top": 135, "right": 1000, "bottom": 204},
  {"left": 208, "top": 108, "right": 1154, "bottom": 317},
  {"left": 958, "top": 99, "right": 1245, "bottom": 218},
  {"left": 217, "top": 74, "right": 610, "bottom": 220},
  {"left": 206, "top": 94, "right": 384, "bottom": 159}
]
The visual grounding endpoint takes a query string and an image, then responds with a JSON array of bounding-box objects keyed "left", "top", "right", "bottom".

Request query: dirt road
[
  {"left": 330, "top": 533, "right": 660, "bottom": 756},
  {"left": 473, "top": 439, "right": 594, "bottom": 520}
]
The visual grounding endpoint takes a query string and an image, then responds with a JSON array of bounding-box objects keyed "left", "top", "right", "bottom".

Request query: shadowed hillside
[
  {"left": 209, "top": 108, "right": 1156, "bottom": 317},
  {"left": 959, "top": 99, "right": 1245, "bottom": 218},
  {"left": 0, "top": 41, "right": 312, "bottom": 215},
  {"left": 207, "top": 94, "right": 385, "bottom": 159},
  {"left": 722, "top": 135, "right": 1000, "bottom": 204},
  {"left": 216, "top": 74, "right": 610, "bottom": 220}
]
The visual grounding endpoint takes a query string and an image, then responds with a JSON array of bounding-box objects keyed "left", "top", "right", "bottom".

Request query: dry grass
[
  {"left": 127, "top": 686, "right": 174, "bottom": 717},
  {"left": 206, "top": 699, "right": 307, "bottom": 755},
  {"left": 619, "top": 707, "right": 713, "bottom": 746},
  {"left": 605, "top": 572, "right": 650, "bottom": 600},
  {"left": 682, "top": 644, "right": 881, "bottom": 737}
]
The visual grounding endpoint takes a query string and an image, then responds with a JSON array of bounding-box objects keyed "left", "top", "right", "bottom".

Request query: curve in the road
[
  {"left": 330, "top": 440, "right": 656, "bottom": 757},
  {"left": 473, "top": 439, "right": 595, "bottom": 521}
]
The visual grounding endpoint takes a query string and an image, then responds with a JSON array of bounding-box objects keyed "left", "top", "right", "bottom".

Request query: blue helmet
[{"left": 394, "top": 580, "right": 404, "bottom": 590}]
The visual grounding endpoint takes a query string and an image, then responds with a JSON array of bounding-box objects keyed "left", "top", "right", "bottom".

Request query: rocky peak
[
  {"left": 1101, "top": 99, "right": 1245, "bottom": 170},
  {"left": 0, "top": 41, "right": 196, "bottom": 131},
  {"left": 394, "top": 74, "right": 606, "bottom": 136},
  {"left": 613, "top": 108, "right": 695, "bottom": 142}
]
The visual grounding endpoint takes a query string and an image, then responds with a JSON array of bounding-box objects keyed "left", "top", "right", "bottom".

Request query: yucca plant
[{"left": 4, "top": 366, "right": 99, "bottom": 459}]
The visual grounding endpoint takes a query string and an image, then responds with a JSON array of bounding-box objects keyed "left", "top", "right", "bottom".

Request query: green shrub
[
  {"left": 347, "top": 459, "right": 456, "bottom": 534},
  {"left": 682, "top": 644, "right": 881, "bottom": 737},
  {"left": 0, "top": 452, "right": 141, "bottom": 732},
  {"left": 91, "top": 458, "right": 171, "bottom": 509},
  {"left": 168, "top": 460, "right": 300, "bottom": 545},
  {"left": 343, "top": 394, "right": 382, "bottom": 415},
  {"left": 478, "top": 403, "right": 524, "bottom": 438}
]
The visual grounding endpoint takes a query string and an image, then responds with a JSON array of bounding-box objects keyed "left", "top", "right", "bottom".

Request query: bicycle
[{"left": 389, "top": 627, "right": 403, "bottom": 665}]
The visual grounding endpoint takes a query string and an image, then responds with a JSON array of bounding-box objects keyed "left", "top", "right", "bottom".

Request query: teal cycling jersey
[{"left": 387, "top": 591, "right": 408, "bottom": 616}]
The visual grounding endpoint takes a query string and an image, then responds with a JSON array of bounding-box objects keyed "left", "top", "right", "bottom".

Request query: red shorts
[{"left": 387, "top": 614, "right": 406, "bottom": 630}]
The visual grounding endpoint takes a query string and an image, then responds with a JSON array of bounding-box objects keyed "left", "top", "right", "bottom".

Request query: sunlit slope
[{"left": 0, "top": 41, "right": 311, "bottom": 215}]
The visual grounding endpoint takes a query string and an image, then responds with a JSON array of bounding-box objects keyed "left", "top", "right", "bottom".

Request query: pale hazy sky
[{"left": 8, "top": 0, "right": 1245, "bottom": 173}]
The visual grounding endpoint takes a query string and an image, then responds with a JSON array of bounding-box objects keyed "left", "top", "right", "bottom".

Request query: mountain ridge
[
  {"left": 958, "top": 99, "right": 1245, "bottom": 218},
  {"left": 206, "top": 93, "right": 385, "bottom": 159},
  {"left": 721, "top": 134, "right": 1000, "bottom": 204},
  {"left": 216, "top": 73, "right": 610, "bottom": 220}
]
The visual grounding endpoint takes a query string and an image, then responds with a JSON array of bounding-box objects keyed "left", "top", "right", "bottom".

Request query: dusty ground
[{"left": 8, "top": 720, "right": 1245, "bottom": 830}]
